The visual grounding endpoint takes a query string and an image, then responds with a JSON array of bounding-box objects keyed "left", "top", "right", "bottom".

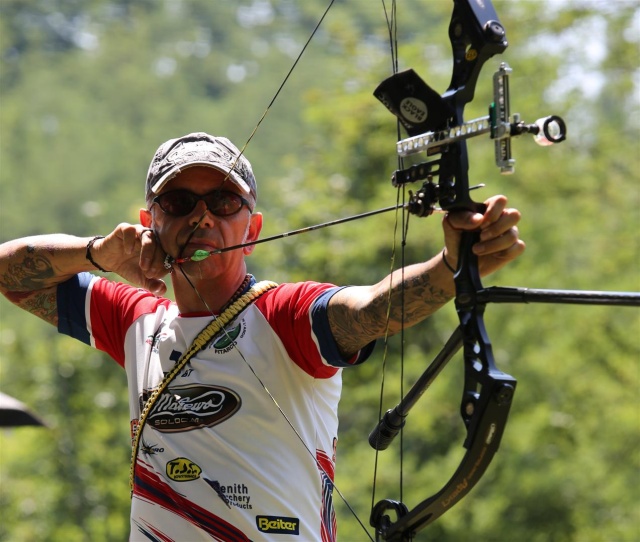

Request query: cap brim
[{"left": 149, "top": 162, "right": 251, "bottom": 195}]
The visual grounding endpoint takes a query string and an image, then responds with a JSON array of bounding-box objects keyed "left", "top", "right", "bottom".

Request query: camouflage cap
[{"left": 146, "top": 132, "right": 257, "bottom": 200}]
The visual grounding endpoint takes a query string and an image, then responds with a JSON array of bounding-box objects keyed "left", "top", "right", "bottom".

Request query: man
[{"left": 0, "top": 132, "right": 524, "bottom": 541}]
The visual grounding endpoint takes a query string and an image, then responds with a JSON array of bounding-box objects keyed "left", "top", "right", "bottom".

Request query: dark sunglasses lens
[
  {"left": 156, "top": 192, "right": 197, "bottom": 216},
  {"left": 209, "top": 192, "right": 244, "bottom": 216},
  {"left": 155, "top": 190, "right": 247, "bottom": 217}
]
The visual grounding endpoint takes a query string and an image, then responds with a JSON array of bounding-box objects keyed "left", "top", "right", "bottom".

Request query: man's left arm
[{"left": 327, "top": 195, "right": 525, "bottom": 358}]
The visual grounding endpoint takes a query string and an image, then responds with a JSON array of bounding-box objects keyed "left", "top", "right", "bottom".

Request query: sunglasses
[{"left": 153, "top": 189, "right": 252, "bottom": 217}]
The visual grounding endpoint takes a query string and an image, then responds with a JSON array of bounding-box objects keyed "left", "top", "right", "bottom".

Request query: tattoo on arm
[
  {"left": 0, "top": 247, "right": 56, "bottom": 292},
  {"left": 5, "top": 289, "right": 59, "bottom": 324},
  {"left": 329, "top": 271, "right": 453, "bottom": 358},
  {"left": 385, "top": 273, "right": 452, "bottom": 325},
  {"left": 1, "top": 246, "right": 59, "bottom": 324}
]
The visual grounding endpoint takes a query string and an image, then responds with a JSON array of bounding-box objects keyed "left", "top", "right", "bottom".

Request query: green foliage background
[{"left": 0, "top": 1, "right": 638, "bottom": 540}]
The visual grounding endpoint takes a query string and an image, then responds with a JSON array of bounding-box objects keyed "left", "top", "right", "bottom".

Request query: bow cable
[{"left": 371, "top": 0, "right": 409, "bottom": 517}]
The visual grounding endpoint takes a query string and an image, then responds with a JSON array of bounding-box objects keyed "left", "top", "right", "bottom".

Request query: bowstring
[
  {"left": 371, "top": 0, "right": 408, "bottom": 514},
  {"left": 176, "top": 0, "right": 338, "bottom": 258},
  {"left": 165, "top": 1, "right": 375, "bottom": 539},
  {"left": 218, "top": 0, "right": 337, "bottom": 196}
]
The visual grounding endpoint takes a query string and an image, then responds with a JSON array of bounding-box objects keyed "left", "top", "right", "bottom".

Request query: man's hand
[
  {"left": 92, "top": 224, "right": 169, "bottom": 295},
  {"left": 443, "top": 195, "right": 525, "bottom": 277}
]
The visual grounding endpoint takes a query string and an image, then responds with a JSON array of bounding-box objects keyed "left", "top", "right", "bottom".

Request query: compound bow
[{"left": 366, "top": 1, "right": 639, "bottom": 540}]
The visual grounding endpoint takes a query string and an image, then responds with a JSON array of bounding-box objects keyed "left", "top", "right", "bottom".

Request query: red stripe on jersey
[
  {"left": 134, "top": 460, "right": 251, "bottom": 542},
  {"left": 90, "top": 278, "right": 171, "bottom": 367},
  {"left": 254, "top": 282, "right": 339, "bottom": 378}
]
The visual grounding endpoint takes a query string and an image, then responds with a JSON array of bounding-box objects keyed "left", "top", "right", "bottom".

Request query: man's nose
[{"left": 188, "top": 199, "right": 215, "bottom": 228}]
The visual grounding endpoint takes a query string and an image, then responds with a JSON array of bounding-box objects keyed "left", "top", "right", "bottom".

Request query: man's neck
[{"left": 172, "top": 267, "right": 249, "bottom": 315}]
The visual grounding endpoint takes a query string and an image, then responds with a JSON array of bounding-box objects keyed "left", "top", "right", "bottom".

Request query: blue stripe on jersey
[
  {"left": 57, "top": 272, "right": 95, "bottom": 345},
  {"left": 311, "top": 286, "right": 376, "bottom": 367}
]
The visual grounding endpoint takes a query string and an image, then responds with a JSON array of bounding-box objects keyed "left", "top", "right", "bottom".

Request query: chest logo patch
[
  {"left": 212, "top": 323, "right": 242, "bottom": 350},
  {"left": 148, "top": 385, "right": 241, "bottom": 433},
  {"left": 166, "top": 457, "right": 202, "bottom": 482}
]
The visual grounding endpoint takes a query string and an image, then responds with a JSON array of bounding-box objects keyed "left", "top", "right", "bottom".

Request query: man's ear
[
  {"left": 140, "top": 208, "right": 153, "bottom": 228},
  {"left": 243, "top": 212, "right": 263, "bottom": 255}
]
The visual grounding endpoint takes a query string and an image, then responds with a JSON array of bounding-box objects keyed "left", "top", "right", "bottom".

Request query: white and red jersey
[{"left": 57, "top": 273, "right": 374, "bottom": 542}]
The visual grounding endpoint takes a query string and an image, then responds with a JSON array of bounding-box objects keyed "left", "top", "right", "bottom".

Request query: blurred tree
[{"left": 0, "top": 0, "right": 638, "bottom": 541}]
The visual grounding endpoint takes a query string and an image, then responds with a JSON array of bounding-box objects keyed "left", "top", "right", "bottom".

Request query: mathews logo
[
  {"left": 166, "top": 457, "right": 202, "bottom": 482},
  {"left": 148, "top": 385, "right": 241, "bottom": 433},
  {"left": 256, "top": 516, "right": 300, "bottom": 535}
]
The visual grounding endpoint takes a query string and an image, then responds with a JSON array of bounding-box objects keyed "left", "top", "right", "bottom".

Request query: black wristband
[
  {"left": 441, "top": 248, "right": 456, "bottom": 273},
  {"left": 86, "top": 236, "right": 111, "bottom": 273}
]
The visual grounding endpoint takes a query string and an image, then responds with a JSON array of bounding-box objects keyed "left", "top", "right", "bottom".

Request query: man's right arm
[
  {"left": 0, "top": 235, "right": 98, "bottom": 326},
  {"left": 0, "top": 226, "right": 169, "bottom": 327}
]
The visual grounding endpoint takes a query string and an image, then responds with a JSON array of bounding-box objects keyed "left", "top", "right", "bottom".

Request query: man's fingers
[
  {"left": 444, "top": 210, "right": 484, "bottom": 231},
  {"left": 144, "top": 278, "right": 167, "bottom": 296},
  {"left": 474, "top": 225, "right": 520, "bottom": 255},
  {"left": 139, "top": 229, "right": 166, "bottom": 277},
  {"left": 479, "top": 208, "right": 522, "bottom": 241},
  {"left": 120, "top": 224, "right": 141, "bottom": 255},
  {"left": 479, "top": 194, "right": 508, "bottom": 228}
]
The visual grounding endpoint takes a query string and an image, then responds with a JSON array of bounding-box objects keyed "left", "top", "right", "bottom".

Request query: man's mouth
[{"left": 183, "top": 238, "right": 219, "bottom": 253}]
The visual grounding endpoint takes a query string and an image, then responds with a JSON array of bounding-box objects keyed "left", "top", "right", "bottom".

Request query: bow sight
[
  {"left": 393, "top": 63, "right": 567, "bottom": 173},
  {"left": 374, "top": 5, "right": 566, "bottom": 217}
]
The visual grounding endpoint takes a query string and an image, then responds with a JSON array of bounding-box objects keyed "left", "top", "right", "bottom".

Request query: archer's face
[{"left": 142, "top": 166, "right": 262, "bottom": 280}]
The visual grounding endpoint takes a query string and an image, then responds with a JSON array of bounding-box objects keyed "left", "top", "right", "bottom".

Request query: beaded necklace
[{"left": 219, "top": 274, "right": 252, "bottom": 313}]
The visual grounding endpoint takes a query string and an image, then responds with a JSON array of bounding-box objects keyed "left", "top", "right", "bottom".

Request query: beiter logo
[
  {"left": 148, "top": 385, "right": 241, "bottom": 433},
  {"left": 256, "top": 516, "right": 300, "bottom": 535}
]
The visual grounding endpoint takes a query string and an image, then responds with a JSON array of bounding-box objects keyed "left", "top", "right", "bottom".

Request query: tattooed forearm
[
  {"left": 0, "top": 240, "right": 81, "bottom": 326},
  {"left": 385, "top": 272, "right": 453, "bottom": 325},
  {"left": 328, "top": 260, "right": 456, "bottom": 357},
  {"left": 0, "top": 248, "right": 56, "bottom": 292},
  {"left": 6, "top": 289, "right": 59, "bottom": 324},
  {"left": 0, "top": 235, "right": 95, "bottom": 327}
]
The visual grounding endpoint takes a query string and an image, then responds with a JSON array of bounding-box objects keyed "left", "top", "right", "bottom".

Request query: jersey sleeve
[
  {"left": 57, "top": 272, "right": 171, "bottom": 367},
  {"left": 311, "top": 286, "right": 375, "bottom": 367},
  {"left": 254, "top": 282, "right": 376, "bottom": 378}
]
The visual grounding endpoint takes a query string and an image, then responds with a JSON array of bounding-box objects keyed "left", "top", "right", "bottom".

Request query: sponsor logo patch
[
  {"left": 212, "top": 323, "right": 242, "bottom": 350},
  {"left": 148, "top": 384, "right": 241, "bottom": 433},
  {"left": 399, "top": 97, "right": 427, "bottom": 123},
  {"left": 140, "top": 440, "right": 164, "bottom": 455},
  {"left": 166, "top": 457, "right": 202, "bottom": 482},
  {"left": 256, "top": 516, "right": 300, "bottom": 535}
]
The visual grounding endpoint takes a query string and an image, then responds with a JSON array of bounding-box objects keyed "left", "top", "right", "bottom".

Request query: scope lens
[
  {"left": 546, "top": 120, "right": 562, "bottom": 139},
  {"left": 534, "top": 115, "right": 567, "bottom": 146}
]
